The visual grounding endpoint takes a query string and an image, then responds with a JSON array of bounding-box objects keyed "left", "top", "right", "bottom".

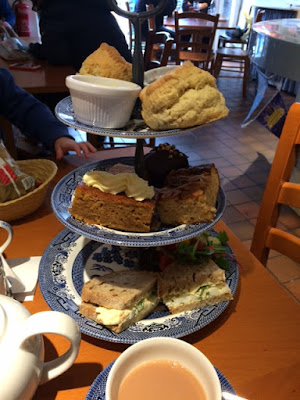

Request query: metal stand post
[{"left": 105, "top": 0, "right": 168, "bottom": 176}]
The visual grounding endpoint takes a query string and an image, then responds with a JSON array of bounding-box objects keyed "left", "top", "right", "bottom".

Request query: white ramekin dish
[{"left": 65, "top": 75, "right": 141, "bottom": 129}]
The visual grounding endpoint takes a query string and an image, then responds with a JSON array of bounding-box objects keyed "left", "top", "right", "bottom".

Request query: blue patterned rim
[
  {"left": 38, "top": 228, "right": 239, "bottom": 344},
  {"left": 55, "top": 96, "right": 185, "bottom": 138},
  {"left": 85, "top": 361, "right": 236, "bottom": 399},
  {"left": 51, "top": 157, "right": 226, "bottom": 247}
]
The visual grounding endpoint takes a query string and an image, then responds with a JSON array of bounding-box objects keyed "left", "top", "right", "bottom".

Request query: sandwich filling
[
  {"left": 162, "top": 282, "right": 231, "bottom": 311},
  {"left": 93, "top": 292, "right": 158, "bottom": 326}
]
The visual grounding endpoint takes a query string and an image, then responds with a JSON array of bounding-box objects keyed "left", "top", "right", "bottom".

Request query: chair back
[
  {"left": 174, "top": 11, "right": 219, "bottom": 71},
  {"left": 125, "top": 1, "right": 134, "bottom": 51},
  {"left": 144, "top": 31, "right": 174, "bottom": 70},
  {"left": 250, "top": 103, "right": 300, "bottom": 265},
  {"left": 146, "top": 4, "right": 156, "bottom": 32}
]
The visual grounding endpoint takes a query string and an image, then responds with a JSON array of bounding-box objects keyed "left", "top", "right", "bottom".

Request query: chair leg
[
  {"left": 243, "top": 56, "right": 250, "bottom": 97},
  {"left": 213, "top": 54, "right": 222, "bottom": 78},
  {"left": 149, "top": 138, "right": 155, "bottom": 147}
]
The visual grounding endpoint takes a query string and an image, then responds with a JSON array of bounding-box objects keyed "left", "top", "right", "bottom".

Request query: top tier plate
[
  {"left": 51, "top": 157, "right": 226, "bottom": 247},
  {"left": 55, "top": 96, "right": 204, "bottom": 139}
]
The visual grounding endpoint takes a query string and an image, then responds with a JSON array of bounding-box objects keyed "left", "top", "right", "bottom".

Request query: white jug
[{"left": 0, "top": 294, "right": 81, "bottom": 400}]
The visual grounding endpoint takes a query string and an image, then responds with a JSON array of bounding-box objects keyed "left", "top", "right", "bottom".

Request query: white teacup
[{"left": 106, "top": 337, "right": 221, "bottom": 400}]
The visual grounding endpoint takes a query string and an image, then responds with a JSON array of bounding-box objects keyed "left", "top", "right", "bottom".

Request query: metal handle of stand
[{"left": 105, "top": 0, "right": 168, "bottom": 176}]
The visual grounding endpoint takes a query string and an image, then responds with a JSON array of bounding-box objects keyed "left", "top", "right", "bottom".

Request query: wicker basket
[{"left": 0, "top": 159, "right": 58, "bottom": 222}]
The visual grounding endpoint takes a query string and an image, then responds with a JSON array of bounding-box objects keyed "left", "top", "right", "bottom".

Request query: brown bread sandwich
[
  {"left": 158, "top": 259, "right": 233, "bottom": 314},
  {"left": 79, "top": 270, "right": 159, "bottom": 333}
]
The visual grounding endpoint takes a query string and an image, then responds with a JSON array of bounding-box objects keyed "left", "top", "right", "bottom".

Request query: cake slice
[
  {"left": 69, "top": 170, "right": 156, "bottom": 233},
  {"left": 156, "top": 164, "right": 220, "bottom": 226}
]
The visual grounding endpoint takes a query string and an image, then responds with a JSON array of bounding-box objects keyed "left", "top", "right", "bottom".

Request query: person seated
[
  {"left": 28, "top": 0, "right": 132, "bottom": 72},
  {"left": 0, "top": 0, "right": 15, "bottom": 27},
  {"left": 182, "top": 0, "right": 211, "bottom": 13},
  {"left": 135, "top": 0, "right": 177, "bottom": 40},
  {"left": 0, "top": 68, "right": 96, "bottom": 160}
]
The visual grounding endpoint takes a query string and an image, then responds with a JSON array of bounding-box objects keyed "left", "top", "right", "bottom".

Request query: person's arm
[
  {"left": 163, "top": 0, "right": 177, "bottom": 16},
  {"left": 0, "top": 68, "right": 96, "bottom": 159},
  {"left": 182, "top": 1, "right": 191, "bottom": 11},
  {"left": 0, "top": 0, "right": 15, "bottom": 26},
  {"left": 134, "top": 0, "right": 146, "bottom": 13},
  {"left": 198, "top": 0, "right": 211, "bottom": 12}
]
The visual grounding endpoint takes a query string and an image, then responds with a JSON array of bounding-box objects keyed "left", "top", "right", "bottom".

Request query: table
[
  {"left": 249, "top": 18, "right": 300, "bottom": 101},
  {"left": 0, "top": 57, "right": 75, "bottom": 95},
  {"left": 2, "top": 147, "right": 300, "bottom": 400},
  {"left": 0, "top": 55, "right": 75, "bottom": 158},
  {"left": 164, "top": 15, "right": 232, "bottom": 29}
]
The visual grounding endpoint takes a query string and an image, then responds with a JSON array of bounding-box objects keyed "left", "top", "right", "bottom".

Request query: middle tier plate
[{"left": 51, "top": 157, "right": 226, "bottom": 247}]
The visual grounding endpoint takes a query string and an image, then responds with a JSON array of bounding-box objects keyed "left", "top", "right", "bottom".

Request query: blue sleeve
[
  {"left": 0, "top": 0, "right": 15, "bottom": 26},
  {"left": 134, "top": 0, "right": 146, "bottom": 12},
  {"left": 182, "top": 1, "right": 190, "bottom": 11},
  {"left": 135, "top": 0, "right": 176, "bottom": 15},
  {"left": 0, "top": 68, "right": 72, "bottom": 149}
]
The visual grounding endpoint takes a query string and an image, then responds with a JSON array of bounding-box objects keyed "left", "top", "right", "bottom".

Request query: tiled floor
[{"left": 73, "top": 75, "right": 300, "bottom": 303}]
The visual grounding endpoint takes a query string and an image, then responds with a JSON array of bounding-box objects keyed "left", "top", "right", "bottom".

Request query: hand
[{"left": 54, "top": 137, "right": 97, "bottom": 160}]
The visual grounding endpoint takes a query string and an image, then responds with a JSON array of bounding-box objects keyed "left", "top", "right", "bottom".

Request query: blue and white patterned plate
[
  {"left": 85, "top": 361, "right": 236, "bottom": 399},
  {"left": 55, "top": 96, "right": 195, "bottom": 138},
  {"left": 51, "top": 157, "right": 226, "bottom": 247},
  {"left": 38, "top": 228, "right": 239, "bottom": 344}
]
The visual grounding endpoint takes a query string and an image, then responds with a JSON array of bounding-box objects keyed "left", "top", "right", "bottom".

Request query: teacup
[{"left": 106, "top": 337, "right": 221, "bottom": 400}]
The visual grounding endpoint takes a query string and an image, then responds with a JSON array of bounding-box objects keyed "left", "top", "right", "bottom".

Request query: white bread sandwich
[
  {"left": 157, "top": 259, "right": 233, "bottom": 314},
  {"left": 79, "top": 270, "right": 159, "bottom": 333}
]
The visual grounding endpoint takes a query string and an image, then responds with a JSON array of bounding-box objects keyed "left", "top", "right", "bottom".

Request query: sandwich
[
  {"left": 157, "top": 259, "right": 233, "bottom": 314},
  {"left": 79, "top": 270, "right": 159, "bottom": 333}
]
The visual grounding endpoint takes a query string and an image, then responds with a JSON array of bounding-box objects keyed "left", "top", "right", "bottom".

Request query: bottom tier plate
[{"left": 39, "top": 228, "right": 239, "bottom": 344}]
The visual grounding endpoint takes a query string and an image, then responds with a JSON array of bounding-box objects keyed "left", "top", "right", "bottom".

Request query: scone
[
  {"left": 139, "top": 61, "right": 228, "bottom": 130},
  {"left": 79, "top": 42, "right": 132, "bottom": 82}
]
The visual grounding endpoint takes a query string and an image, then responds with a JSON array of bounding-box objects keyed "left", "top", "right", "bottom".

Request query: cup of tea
[{"left": 106, "top": 337, "right": 221, "bottom": 400}]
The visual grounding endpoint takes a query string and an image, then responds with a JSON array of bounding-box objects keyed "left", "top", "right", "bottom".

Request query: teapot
[{"left": 0, "top": 294, "right": 81, "bottom": 400}]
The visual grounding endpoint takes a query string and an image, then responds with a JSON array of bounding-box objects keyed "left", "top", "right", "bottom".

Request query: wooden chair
[
  {"left": 125, "top": 1, "right": 134, "bottom": 52},
  {"left": 213, "top": 10, "right": 265, "bottom": 97},
  {"left": 174, "top": 11, "right": 219, "bottom": 72},
  {"left": 250, "top": 102, "right": 300, "bottom": 266},
  {"left": 218, "top": 9, "right": 265, "bottom": 50},
  {"left": 146, "top": 4, "right": 156, "bottom": 32},
  {"left": 144, "top": 31, "right": 174, "bottom": 70},
  {"left": 125, "top": 2, "right": 156, "bottom": 53},
  {"left": 213, "top": 47, "right": 250, "bottom": 97}
]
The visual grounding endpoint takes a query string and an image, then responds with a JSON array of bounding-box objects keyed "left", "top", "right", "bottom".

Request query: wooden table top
[
  {"left": 3, "top": 148, "right": 299, "bottom": 400},
  {"left": 0, "top": 56, "right": 75, "bottom": 94},
  {"left": 164, "top": 15, "right": 233, "bottom": 30}
]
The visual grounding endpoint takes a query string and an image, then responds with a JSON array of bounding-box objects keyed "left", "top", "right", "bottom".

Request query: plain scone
[
  {"left": 139, "top": 61, "right": 229, "bottom": 130},
  {"left": 79, "top": 42, "right": 132, "bottom": 82}
]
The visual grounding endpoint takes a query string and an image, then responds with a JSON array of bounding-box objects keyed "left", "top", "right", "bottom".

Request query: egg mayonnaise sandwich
[
  {"left": 158, "top": 259, "right": 233, "bottom": 314},
  {"left": 79, "top": 270, "right": 159, "bottom": 333}
]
